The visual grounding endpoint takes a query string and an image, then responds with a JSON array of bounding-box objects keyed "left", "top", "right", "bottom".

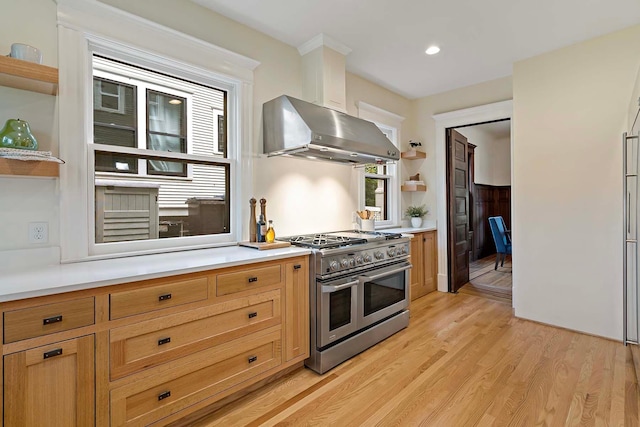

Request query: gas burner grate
[{"left": 285, "top": 233, "right": 368, "bottom": 249}]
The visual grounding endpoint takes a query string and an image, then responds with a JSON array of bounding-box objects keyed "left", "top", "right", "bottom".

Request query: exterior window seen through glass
[{"left": 92, "top": 56, "right": 230, "bottom": 245}]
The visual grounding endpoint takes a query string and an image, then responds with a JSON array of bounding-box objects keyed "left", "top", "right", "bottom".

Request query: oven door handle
[
  {"left": 321, "top": 280, "right": 359, "bottom": 293},
  {"left": 359, "top": 264, "right": 412, "bottom": 282}
]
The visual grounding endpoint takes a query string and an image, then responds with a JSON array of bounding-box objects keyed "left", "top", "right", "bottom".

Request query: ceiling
[{"left": 192, "top": 0, "right": 640, "bottom": 99}]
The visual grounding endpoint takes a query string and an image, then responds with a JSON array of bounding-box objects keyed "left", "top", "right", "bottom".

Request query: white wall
[
  {"left": 0, "top": 1, "right": 58, "bottom": 252},
  {"left": 513, "top": 24, "right": 640, "bottom": 340},
  {"left": 456, "top": 126, "right": 511, "bottom": 186}
]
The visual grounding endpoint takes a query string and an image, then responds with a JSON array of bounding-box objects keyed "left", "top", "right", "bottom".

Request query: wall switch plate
[{"left": 29, "top": 222, "right": 49, "bottom": 244}]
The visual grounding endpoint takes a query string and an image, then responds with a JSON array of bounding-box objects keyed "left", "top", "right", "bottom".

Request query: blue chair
[{"left": 488, "top": 216, "right": 512, "bottom": 270}]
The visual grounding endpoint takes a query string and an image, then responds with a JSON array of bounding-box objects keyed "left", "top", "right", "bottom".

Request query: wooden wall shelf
[
  {"left": 401, "top": 184, "right": 426, "bottom": 192},
  {"left": 0, "top": 158, "right": 59, "bottom": 177},
  {"left": 0, "top": 56, "right": 58, "bottom": 95},
  {"left": 401, "top": 149, "right": 426, "bottom": 160}
]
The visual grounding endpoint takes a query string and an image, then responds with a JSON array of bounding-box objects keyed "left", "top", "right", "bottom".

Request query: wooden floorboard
[{"left": 187, "top": 292, "right": 639, "bottom": 426}]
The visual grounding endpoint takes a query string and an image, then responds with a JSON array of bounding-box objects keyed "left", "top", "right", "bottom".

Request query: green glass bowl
[{"left": 0, "top": 119, "right": 38, "bottom": 150}]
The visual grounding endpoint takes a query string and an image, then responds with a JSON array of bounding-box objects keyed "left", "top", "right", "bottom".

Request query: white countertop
[
  {"left": 382, "top": 225, "right": 437, "bottom": 234},
  {"left": 0, "top": 245, "right": 311, "bottom": 303}
]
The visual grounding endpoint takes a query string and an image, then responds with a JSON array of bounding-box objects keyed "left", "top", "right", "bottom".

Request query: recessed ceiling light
[{"left": 425, "top": 46, "right": 440, "bottom": 55}]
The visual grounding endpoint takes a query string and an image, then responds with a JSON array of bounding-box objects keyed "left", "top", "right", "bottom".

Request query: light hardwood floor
[{"left": 186, "top": 291, "right": 639, "bottom": 426}]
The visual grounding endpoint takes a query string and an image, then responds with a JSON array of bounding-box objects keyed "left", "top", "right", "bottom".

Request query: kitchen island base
[{"left": 0, "top": 255, "right": 309, "bottom": 426}]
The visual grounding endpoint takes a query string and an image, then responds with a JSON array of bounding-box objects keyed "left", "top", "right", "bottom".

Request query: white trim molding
[
  {"left": 297, "top": 33, "right": 352, "bottom": 56},
  {"left": 432, "top": 100, "right": 513, "bottom": 294},
  {"left": 55, "top": 0, "right": 260, "bottom": 77}
]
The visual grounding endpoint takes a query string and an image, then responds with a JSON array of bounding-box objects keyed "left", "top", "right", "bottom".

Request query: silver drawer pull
[
  {"left": 43, "top": 315, "right": 63, "bottom": 325},
  {"left": 248, "top": 312, "right": 258, "bottom": 319},
  {"left": 158, "top": 293, "right": 172, "bottom": 301},
  {"left": 248, "top": 277, "right": 258, "bottom": 283},
  {"left": 158, "top": 391, "right": 171, "bottom": 401},
  {"left": 248, "top": 356, "right": 257, "bottom": 363},
  {"left": 158, "top": 337, "right": 171, "bottom": 346}
]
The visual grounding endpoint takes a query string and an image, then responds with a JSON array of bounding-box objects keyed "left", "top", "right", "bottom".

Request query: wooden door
[
  {"left": 4, "top": 335, "right": 95, "bottom": 427},
  {"left": 447, "top": 129, "right": 470, "bottom": 292}
]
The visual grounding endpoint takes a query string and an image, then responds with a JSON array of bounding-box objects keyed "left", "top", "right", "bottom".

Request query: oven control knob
[
  {"left": 355, "top": 255, "right": 363, "bottom": 264},
  {"left": 387, "top": 248, "right": 396, "bottom": 257},
  {"left": 341, "top": 259, "right": 349, "bottom": 268},
  {"left": 330, "top": 261, "right": 339, "bottom": 271},
  {"left": 363, "top": 254, "right": 372, "bottom": 263},
  {"left": 374, "top": 251, "right": 384, "bottom": 260},
  {"left": 349, "top": 258, "right": 356, "bottom": 267}
]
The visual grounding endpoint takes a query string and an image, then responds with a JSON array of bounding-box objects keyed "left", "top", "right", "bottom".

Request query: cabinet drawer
[
  {"left": 110, "top": 277, "right": 208, "bottom": 320},
  {"left": 110, "top": 329, "right": 282, "bottom": 426},
  {"left": 110, "top": 290, "right": 281, "bottom": 380},
  {"left": 4, "top": 297, "right": 95, "bottom": 344},
  {"left": 216, "top": 264, "right": 282, "bottom": 296}
]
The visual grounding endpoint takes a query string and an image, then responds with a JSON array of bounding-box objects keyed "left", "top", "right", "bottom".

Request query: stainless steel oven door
[
  {"left": 357, "top": 262, "right": 411, "bottom": 328},
  {"left": 317, "top": 276, "right": 359, "bottom": 348}
]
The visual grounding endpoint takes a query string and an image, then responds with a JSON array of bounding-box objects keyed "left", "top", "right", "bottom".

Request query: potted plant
[{"left": 405, "top": 205, "right": 428, "bottom": 228}]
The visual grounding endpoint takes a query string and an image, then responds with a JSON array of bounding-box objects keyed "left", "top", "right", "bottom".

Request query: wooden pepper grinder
[
  {"left": 260, "top": 198, "right": 267, "bottom": 224},
  {"left": 249, "top": 198, "right": 257, "bottom": 242}
]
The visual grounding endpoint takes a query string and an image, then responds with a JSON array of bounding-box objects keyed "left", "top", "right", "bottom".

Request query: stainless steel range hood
[{"left": 263, "top": 95, "right": 399, "bottom": 164}]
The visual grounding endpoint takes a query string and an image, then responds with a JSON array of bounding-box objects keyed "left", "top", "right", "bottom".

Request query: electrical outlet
[{"left": 29, "top": 222, "right": 49, "bottom": 244}]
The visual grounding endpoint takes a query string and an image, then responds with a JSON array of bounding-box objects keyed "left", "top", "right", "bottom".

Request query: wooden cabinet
[
  {"left": 109, "top": 289, "right": 281, "bottom": 380},
  {"left": 4, "top": 335, "right": 95, "bottom": 426},
  {"left": 4, "top": 297, "right": 95, "bottom": 343},
  {"left": 110, "top": 329, "right": 281, "bottom": 426},
  {"left": 284, "top": 260, "right": 309, "bottom": 362},
  {"left": 110, "top": 276, "right": 209, "bottom": 320},
  {"left": 410, "top": 230, "right": 438, "bottom": 300},
  {"left": 1, "top": 255, "right": 309, "bottom": 426}
]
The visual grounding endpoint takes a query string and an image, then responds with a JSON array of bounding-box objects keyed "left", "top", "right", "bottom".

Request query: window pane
[
  {"left": 147, "top": 90, "right": 186, "bottom": 135},
  {"left": 365, "top": 164, "right": 387, "bottom": 175},
  {"left": 365, "top": 177, "right": 388, "bottom": 220},
  {"left": 94, "top": 125, "right": 136, "bottom": 148},
  {"left": 95, "top": 152, "right": 138, "bottom": 174},
  {"left": 95, "top": 160, "right": 230, "bottom": 243},
  {"left": 147, "top": 159, "right": 186, "bottom": 176},
  {"left": 93, "top": 77, "right": 136, "bottom": 130}
]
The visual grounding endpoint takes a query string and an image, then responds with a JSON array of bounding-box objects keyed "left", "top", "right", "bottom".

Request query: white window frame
[
  {"left": 56, "top": 0, "right": 259, "bottom": 262},
  {"left": 357, "top": 101, "right": 404, "bottom": 228}
]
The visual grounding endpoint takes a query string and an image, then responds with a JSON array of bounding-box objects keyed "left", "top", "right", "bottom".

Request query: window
[
  {"left": 357, "top": 102, "right": 403, "bottom": 228},
  {"left": 57, "top": 0, "right": 258, "bottom": 262},
  {"left": 364, "top": 162, "right": 391, "bottom": 221},
  {"left": 363, "top": 127, "right": 396, "bottom": 223},
  {"left": 92, "top": 56, "right": 232, "bottom": 245}
]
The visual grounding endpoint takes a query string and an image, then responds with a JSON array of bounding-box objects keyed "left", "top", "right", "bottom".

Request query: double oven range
[{"left": 284, "top": 230, "right": 411, "bottom": 374}]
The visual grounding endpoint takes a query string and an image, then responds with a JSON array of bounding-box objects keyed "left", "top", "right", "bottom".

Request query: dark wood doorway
[{"left": 446, "top": 129, "right": 470, "bottom": 292}]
